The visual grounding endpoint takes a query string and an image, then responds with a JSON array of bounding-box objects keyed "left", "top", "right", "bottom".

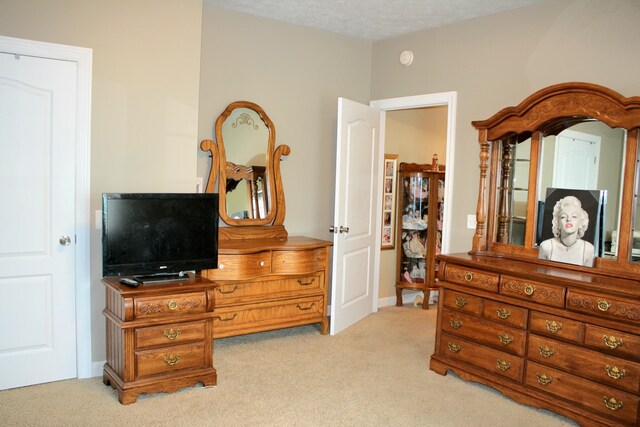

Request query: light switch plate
[{"left": 467, "top": 214, "right": 476, "bottom": 229}]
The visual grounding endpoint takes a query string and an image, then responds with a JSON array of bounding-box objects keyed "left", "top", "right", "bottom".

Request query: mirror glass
[
  {"left": 633, "top": 141, "right": 640, "bottom": 262},
  {"left": 221, "top": 107, "right": 269, "bottom": 220}
]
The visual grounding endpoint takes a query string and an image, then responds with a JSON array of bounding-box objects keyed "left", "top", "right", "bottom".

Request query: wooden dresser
[
  {"left": 201, "top": 236, "right": 331, "bottom": 338},
  {"left": 102, "top": 275, "right": 218, "bottom": 404}
]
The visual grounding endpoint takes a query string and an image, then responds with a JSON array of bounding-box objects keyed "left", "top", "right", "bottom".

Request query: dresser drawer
[
  {"left": 443, "top": 265, "right": 499, "bottom": 293},
  {"left": 439, "top": 332, "right": 524, "bottom": 382},
  {"left": 584, "top": 324, "right": 640, "bottom": 362},
  {"left": 135, "top": 343, "right": 207, "bottom": 379},
  {"left": 528, "top": 334, "right": 640, "bottom": 394},
  {"left": 212, "top": 296, "right": 324, "bottom": 338},
  {"left": 483, "top": 299, "right": 528, "bottom": 329},
  {"left": 271, "top": 248, "right": 327, "bottom": 274},
  {"left": 214, "top": 273, "right": 324, "bottom": 306},
  {"left": 526, "top": 361, "right": 639, "bottom": 425},
  {"left": 442, "top": 290, "right": 483, "bottom": 316},
  {"left": 134, "top": 292, "right": 207, "bottom": 319},
  {"left": 208, "top": 252, "right": 272, "bottom": 280},
  {"left": 135, "top": 320, "right": 207, "bottom": 350},
  {"left": 441, "top": 308, "right": 526, "bottom": 356},
  {"left": 529, "top": 311, "right": 584, "bottom": 344},
  {"left": 567, "top": 290, "right": 640, "bottom": 325},
  {"left": 500, "top": 275, "right": 565, "bottom": 308}
]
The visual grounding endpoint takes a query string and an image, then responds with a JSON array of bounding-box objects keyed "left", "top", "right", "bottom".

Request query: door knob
[
  {"left": 329, "top": 226, "right": 337, "bottom": 233},
  {"left": 339, "top": 226, "right": 350, "bottom": 233},
  {"left": 59, "top": 235, "right": 72, "bottom": 246}
]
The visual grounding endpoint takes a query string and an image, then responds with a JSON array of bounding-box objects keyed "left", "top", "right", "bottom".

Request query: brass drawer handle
[
  {"left": 163, "top": 354, "right": 181, "bottom": 366},
  {"left": 163, "top": 328, "right": 181, "bottom": 340},
  {"left": 603, "top": 396, "right": 624, "bottom": 411},
  {"left": 597, "top": 300, "right": 612, "bottom": 312},
  {"left": 545, "top": 320, "right": 563, "bottom": 334},
  {"left": 496, "top": 308, "right": 511, "bottom": 319},
  {"left": 449, "top": 318, "right": 463, "bottom": 329},
  {"left": 214, "top": 313, "right": 238, "bottom": 322},
  {"left": 217, "top": 285, "right": 238, "bottom": 294},
  {"left": 296, "top": 303, "right": 316, "bottom": 311},
  {"left": 297, "top": 278, "right": 316, "bottom": 286},
  {"left": 524, "top": 284, "right": 536, "bottom": 296},
  {"left": 167, "top": 300, "right": 178, "bottom": 310},
  {"left": 536, "top": 373, "right": 553, "bottom": 386},
  {"left": 455, "top": 297, "right": 468, "bottom": 308},
  {"left": 496, "top": 359, "right": 511, "bottom": 372},
  {"left": 447, "top": 342, "right": 460, "bottom": 353},
  {"left": 605, "top": 366, "right": 627, "bottom": 380},
  {"left": 603, "top": 335, "right": 624, "bottom": 350},
  {"left": 464, "top": 272, "right": 473, "bottom": 282},
  {"left": 498, "top": 333, "right": 513, "bottom": 345},
  {"left": 538, "top": 345, "right": 556, "bottom": 358}
]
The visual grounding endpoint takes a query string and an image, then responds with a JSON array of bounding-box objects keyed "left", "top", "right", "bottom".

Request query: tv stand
[{"left": 133, "top": 272, "right": 188, "bottom": 284}]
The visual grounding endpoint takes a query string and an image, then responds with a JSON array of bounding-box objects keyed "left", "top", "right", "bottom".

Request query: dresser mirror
[
  {"left": 201, "top": 101, "right": 290, "bottom": 237},
  {"left": 472, "top": 82, "right": 640, "bottom": 274}
]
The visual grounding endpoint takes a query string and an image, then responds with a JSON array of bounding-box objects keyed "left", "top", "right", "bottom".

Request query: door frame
[
  {"left": 370, "top": 92, "right": 457, "bottom": 304},
  {"left": 0, "top": 35, "right": 93, "bottom": 378}
]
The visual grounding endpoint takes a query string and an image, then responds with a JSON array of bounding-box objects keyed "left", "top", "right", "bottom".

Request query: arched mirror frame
[
  {"left": 200, "top": 101, "right": 291, "bottom": 239},
  {"left": 471, "top": 82, "right": 640, "bottom": 278}
]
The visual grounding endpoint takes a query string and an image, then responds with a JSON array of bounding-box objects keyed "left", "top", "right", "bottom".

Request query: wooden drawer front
[
  {"left": 499, "top": 275, "right": 565, "bottom": 308},
  {"left": 526, "top": 361, "right": 639, "bottom": 425},
  {"left": 567, "top": 290, "right": 640, "bottom": 325},
  {"left": 529, "top": 311, "right": 583, "bottom": 344},
  {"left": 585, "top": 324, "right": 640, "bottom": 362},
  {"left": 214, "top": 273, "right": 324, "bottom": 306},
  {"left": 212, "top": 296, "right": 323, "bottom": 337},
  {"left": 135, "top": 321, "right": 206, "bottom": 350},
  {"left": 271, "top": 248, "right": 327, "bottom": 274},
  {"left": 135, "top": 343, "right": 206, "bottom": 379},
  {"left": 442, "top": 290, "right": 483, "bottom": 316},
  {"left": 207, "top": 252, "right": 271, "bottom": 280},
  {"left": 441, "top": 308, "right": 526, "bottom": 356},
  {"left": 443, "top": 265, "right": 499, "bottom": 293},
  {"left": 134, "top": 292, "right": 206, "bottom": 319},
  {"left": 439, "top": 332, "right": 524, "bottom": 382},
  {"left": 528, "top": 334, "right": 640, "bottom": 394},
  {"left": 483, "top": 299, "right": 528, "bottom": 329}
]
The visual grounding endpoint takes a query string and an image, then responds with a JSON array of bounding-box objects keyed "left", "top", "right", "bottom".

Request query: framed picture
[{"left": 381, "top": 154, "right": 399, "bottom": 250}]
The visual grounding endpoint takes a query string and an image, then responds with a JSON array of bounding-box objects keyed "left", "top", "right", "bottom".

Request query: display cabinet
[{"left": 395, "top": 157, "right": 445, "bottom": 309}]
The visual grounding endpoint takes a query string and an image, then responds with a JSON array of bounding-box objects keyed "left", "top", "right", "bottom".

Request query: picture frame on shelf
[{"left": 381, "top": 154, "right": 399, "bottom": 250}]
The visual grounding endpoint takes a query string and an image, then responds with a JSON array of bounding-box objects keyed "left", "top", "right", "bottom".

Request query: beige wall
[{"left": 371, "top": 0, "right": 640, "bottom": 254}]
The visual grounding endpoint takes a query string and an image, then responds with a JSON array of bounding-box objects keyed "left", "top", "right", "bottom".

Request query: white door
[
  {"left": 330, "top": 98, "right": 382, "bottom": 335},
  {"left": 553, "top": 129, "right": 601, "bottom": 190},
  {"left": 0, "top": 51, "right": 78, "bottom": 389}
]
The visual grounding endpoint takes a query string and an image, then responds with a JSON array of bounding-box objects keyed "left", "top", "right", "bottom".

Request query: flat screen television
[{"left": 102, "top": 193, "right": 219, "bottom": 282}]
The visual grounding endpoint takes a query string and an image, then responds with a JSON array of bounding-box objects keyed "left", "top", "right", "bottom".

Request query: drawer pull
[
  {"left": 454, "top": 297, "right": 468, "bottom": 308},
  {"left": 597, "top": 300, "right": 612, "bottom": 312},
  {"left": 496, "top": 359, "right": 511, "bottom": 372},
  {"left": 217, "top": 285, "right": 238, "bottom": 294},
  {"left": 498, "top": 333, "right": 513, "bottom": 345},
  {"left": 296, "top": 303, "right": 316, "bottom": 311},
  {"left": 538, "top": 345, "right": 556, "bottom": 358},
  {"left": 163, "top": 354, "right": 181, "bottom": 366},
  {"left": 167, "top": 300, "right": 178, "bottom": 310},
  {"left": 214, "top": 313, "right": 238, "bottom": 322},
  {"left": 536, "top": 373, "right": 553, "bottom": 386},
  {"left": 523, "top": 284, "right": 536, "bottom": 296},
  {"left": 449, "top": 318, "right": 462, "bottom": 329},
  {"left": 605, "top": 365, "right": 627, "bottom": 380},
  {"left": 218, "top": 264, "right": 225, "bottom": 270},
  {"left": 603, "top": 335, "right": 624, "bottom": 350},
  {"left": 496, "top": 308, "right": 511, "bottom": 319},
  {"left": 603, "top": 396, "right": 624, "bottom": 411},
  {"left": 545, "top": 320, "right": 563, "bottom": 334},
  {"left": 447, "top": 342, "right": 460, "bottom": 353},
  {"left": 464, "top": 272, "right": 473, "bottom": 282},
  {"left": 163, "top": 328, "right": 181, "bottom": 340},
  {"left": 297, "top": 278, "right": 316, "bottom": 286},
  {"left": 259, "top": 261, "right": 265, "bottom": 267}
]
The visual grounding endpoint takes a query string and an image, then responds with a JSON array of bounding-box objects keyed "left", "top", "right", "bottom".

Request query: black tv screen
[{"left": 102, "top": 193, "right": 219, "bottom": 279}]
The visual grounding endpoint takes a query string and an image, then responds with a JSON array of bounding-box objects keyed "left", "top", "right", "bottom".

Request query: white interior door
[
  {"left": 330, "top": 98, "right": 382, "bottom": 335},
  {"left": 553, "top": 129, "right": 601, "bottom": 190},
  {"left": 0, "top": 51, "right": 78, "bottom": 389}
]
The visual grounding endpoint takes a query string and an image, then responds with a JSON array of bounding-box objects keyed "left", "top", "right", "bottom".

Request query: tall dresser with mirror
[
  {"left": 430, "top": 83, "right": 640, "bottom": 427},
  {"left": 200, "top": 101, "right": 332, "bottom": 338}
]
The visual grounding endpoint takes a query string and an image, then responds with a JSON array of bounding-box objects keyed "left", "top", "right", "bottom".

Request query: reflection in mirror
[
  {"left": 538, "top": 122, "right": 626, "bottom": 260},
  {"left": 634, "top": 143, "right": 640, "bottom": 262},
  {"left": 507, "top": 137, "right": 531, "bottom": 245},
  {"left": 221, "top": 107, "right": 269, "bottom": 220}
]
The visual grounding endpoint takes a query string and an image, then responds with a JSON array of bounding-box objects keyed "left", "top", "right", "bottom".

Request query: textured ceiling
[{"left": 204, "top": 0, "right": 544, "bottom": 41}]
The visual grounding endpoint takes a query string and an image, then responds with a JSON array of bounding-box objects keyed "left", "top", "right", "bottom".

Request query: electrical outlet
[{"left": 467, "top": 214, "right": 476, "bottom": 229}]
